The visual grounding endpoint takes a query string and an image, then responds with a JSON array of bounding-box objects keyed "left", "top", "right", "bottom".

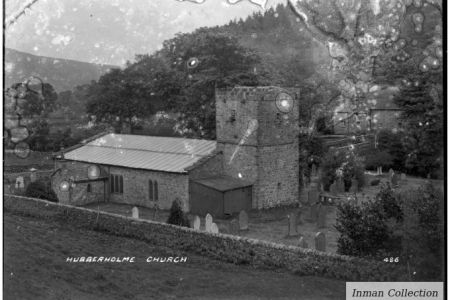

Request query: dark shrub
[
  {"left": 364, "top": 150, "right": 393, "bottom": 171},
  {"left": 376, "top": 130, "right": 407, "bottom": 172},
  {"left": 336, "top": 182, "right": 444, "bottom": 280},
  {"left": 298, "top": 134, "right": 326, "bottom": 180},
  {"left": 401, "top": 183, "right": 445, "bottom": 280},
  {"left": 167, "top": 199, "right": 190, "bottom": 228},
  {"left": 375, "top": 183, "right": 403, "bottom": 222},
  {"left": 370, "top": 179, "right": 380, "bottom": 186},
  {"left": 336, "top": 200, "right": 391, "bottom": 257},
  {"left": 25, "top": 181, "right": 58, "bottom": 202}
]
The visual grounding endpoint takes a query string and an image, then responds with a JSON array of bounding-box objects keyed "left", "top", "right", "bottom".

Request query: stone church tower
[{"left": 215, "top": 86, "right": 300, "bottom": 209}]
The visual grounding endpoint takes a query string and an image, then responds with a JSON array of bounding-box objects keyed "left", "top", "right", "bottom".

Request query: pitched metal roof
[
  {"left": 63, "top": 133, "right": 217, "bottom": 173},
  {"left": 192, "top": 176, "right": 253, "bottom": 192}
]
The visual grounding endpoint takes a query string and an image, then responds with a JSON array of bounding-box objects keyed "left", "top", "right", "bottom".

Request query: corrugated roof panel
[
  {"left": 193, "top": 176, "right": 253, "bottom": 192},
  {"left": 63, "top": 134, "right": 217, "bottom": 173}
]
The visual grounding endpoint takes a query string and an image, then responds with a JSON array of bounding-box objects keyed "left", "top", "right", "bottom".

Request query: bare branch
[
  {"left": 288, "top": 0, "right": 350, "bottom": 56},
  {"left": 5, "top": 0, "right": 40, "bottom": 29}
]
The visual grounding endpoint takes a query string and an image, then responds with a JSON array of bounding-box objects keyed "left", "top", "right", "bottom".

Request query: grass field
[{"left": 4, "top": 212, "right": 346, "bottom": 300}]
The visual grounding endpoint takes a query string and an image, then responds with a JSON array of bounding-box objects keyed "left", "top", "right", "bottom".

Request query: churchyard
[
  {"left": 4, "top": 212, "right": 345, "bottom": 300},
  {"left": 84, "top": 171, "right": 442, "bottom": 255}
]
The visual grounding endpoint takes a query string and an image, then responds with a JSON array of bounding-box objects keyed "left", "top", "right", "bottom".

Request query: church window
[
  {"left": 110, "top": 174, "right": 123, "bottom": 194},
  {"left": 149, "top": 180, "right": 159, "bottom": 201}
]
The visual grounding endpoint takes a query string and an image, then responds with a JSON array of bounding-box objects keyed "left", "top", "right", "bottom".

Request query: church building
[{"left": 51, "top": 86, "right": 300, "bottom": 216}]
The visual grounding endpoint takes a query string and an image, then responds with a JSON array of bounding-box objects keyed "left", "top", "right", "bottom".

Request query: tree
[
  {"left": 288, "top": 0, "right": 442, "bottom": 128},
  {"left": 394, "top": 81, "right": 443, "bottom": 177},
  {"left": 5, "top": 79, "right": 58, "bottom": 150},
  {"left": 6, "top": 80, "right": 57, "bottom": 120},
  {"left": 86, "top": 68, "right": 155, "bottom": 133},
  {"left": 156, "top": 30, "right": 265, "bottom": 139},
  {"left": 167, "top": 199, "right": 190, "bottom": 228}
]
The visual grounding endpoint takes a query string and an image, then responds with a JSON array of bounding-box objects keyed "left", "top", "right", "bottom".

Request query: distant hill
[{"left": 4, "top": 48, "right": 118, "bottom": 92}]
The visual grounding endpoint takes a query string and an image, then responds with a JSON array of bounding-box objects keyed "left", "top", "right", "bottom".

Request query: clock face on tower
[{"left": 275, "top": 92, "right": 294, "bottom": 113}]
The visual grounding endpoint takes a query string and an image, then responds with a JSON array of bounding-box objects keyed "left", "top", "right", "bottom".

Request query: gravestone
[
  {"left": 193, "top": 215, "right": 201, "bottom": 230},
  {"left": 210, "top": 222, "right": 219, "bottom": 234},
  {"left": 329, "top": 181, "right": 337, "bottom": 195},
  {"left": 299, "top": 237, "right": 308, "bottom": 248},
  {"left": 288, "top": 212, "right": 298, "bottom": 236},
  {"left": 388, "top": 168, "right": 395, "bottom": 178},
  {"left": 205, "top": 213, "right": 213, "bottom": 232},
  {"left": 336, "top": 177, "right": 345, "bottom": 193},
  {"left": 30, "top": 168, "right": 37, "bottom": 183},
  {"left": 377, "top": 166, "right": 382, "bottom": 175},
  {"left": 349, "top": 178, "right": 359, "bottom": 193},
  {"left": 15, "top": 176, "right": 24, "bottom": 189},
  {"left": 308, "top": 189, "right": 319, "bottom": 205},
  {"left": 309, "top": 203, "right": 319, "bottom": 222},
  {"left": 300, "top": 186, "right": 309, "bottom": 204},
  {"left": 229, "top": 219, "right": 239, "bottom": 235},
  {"left": 401, "top": 173, "right": 407, "bottom": 181},
  {"left": 317, "top": 205, "right": 327, "bottom": 228},
  {"left": 239, "top": 210, "right": 249, "bottom": 231},
  {"left": 315, "top": 232, "right": 326, "bottom": 252},
  {"left": 131, "top": 206, "right": 139, "bottom": 219}
]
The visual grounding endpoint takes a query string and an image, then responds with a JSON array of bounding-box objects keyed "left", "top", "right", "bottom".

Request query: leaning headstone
[
  {"left": 401, "top": 173, "right": 407, "bottom": 181},
  {"left": 131, "top": 206, "right": 139, "bottom": 219},
  {"left": 329, "top": 181, "right": 337, "bottom": 195},
  {"left": 288, "top": 212, "right": 298, "bottom": 236},
  {"left": 15, "top": 176, "right": 24, "bottom": 189},
  {"left": 193, "top": 215, "right": 201, "bottom": 230},
  {"left": 229, "top": 219, "right": 240, "bottom": 234},
  {"left": 210, "top": 222, "right": 219, "bottom": 234},
  {"left": 349, "top": 178, "right": 359, "bottom": 193},
  {"left": 315, "top": 232, "right": 326, "bottom": 252},
  {"left": 308, "top": 189, "right": 319, "bottom": 205},
  {"left": 336, "top": 177, "right": 345, "bottom": 193},
  {"left": 239, "top": 210, "right": 249, "bottom": 231},
  {"left": 299, "top": 237, "right": 308, "bottom": 248},
  {"left": 205, "top": 213, "right": 213, "bottom": 232},
  {"left": 317, "top": 205, "right": 327, "bottom": 228}
]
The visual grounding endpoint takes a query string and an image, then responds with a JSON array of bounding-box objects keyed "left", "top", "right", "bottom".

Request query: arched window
[
  {"left": 149, "top": 180, "right": 153, "bottom": 201},
  {"left": 110, "top": 174, "right": 124, "bottom": 194},
  {"left": 149, "top": 180, "right": 158, "bottom": 202}
]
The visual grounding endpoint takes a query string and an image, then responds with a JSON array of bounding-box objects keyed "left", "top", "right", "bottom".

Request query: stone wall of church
[{"left": 52, "top": 160, "right": 190, "bottom": 211}]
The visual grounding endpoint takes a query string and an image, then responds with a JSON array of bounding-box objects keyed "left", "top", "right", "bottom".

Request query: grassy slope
[{"left": 4, "top": 212, "right": 345, "bottom": 300}]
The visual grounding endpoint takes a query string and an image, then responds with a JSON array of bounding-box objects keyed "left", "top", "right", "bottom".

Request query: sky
[{"left": 5, "top": 0, "right": 286, "bottom": 66}]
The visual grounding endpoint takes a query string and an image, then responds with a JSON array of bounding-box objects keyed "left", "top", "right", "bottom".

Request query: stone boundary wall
[{"left": 4, "top": 194, "right": 407, "bottom": 281}]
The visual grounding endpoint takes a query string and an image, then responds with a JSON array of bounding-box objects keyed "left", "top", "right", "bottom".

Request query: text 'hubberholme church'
[{"left": 52, "top": 87, "right": 300, "bottom": 216}]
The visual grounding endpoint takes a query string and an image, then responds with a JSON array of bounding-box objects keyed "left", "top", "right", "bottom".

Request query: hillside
[
  {"left": 4, "top": 212, "right": 345, "bottom": 299},
  {"left": 4, "top": 48, "right": 118, "bottom": 92}
]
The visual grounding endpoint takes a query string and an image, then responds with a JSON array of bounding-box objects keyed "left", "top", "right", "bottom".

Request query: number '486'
[{"left": 384, "top": 257, "right": 399, "bottom": 263}]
